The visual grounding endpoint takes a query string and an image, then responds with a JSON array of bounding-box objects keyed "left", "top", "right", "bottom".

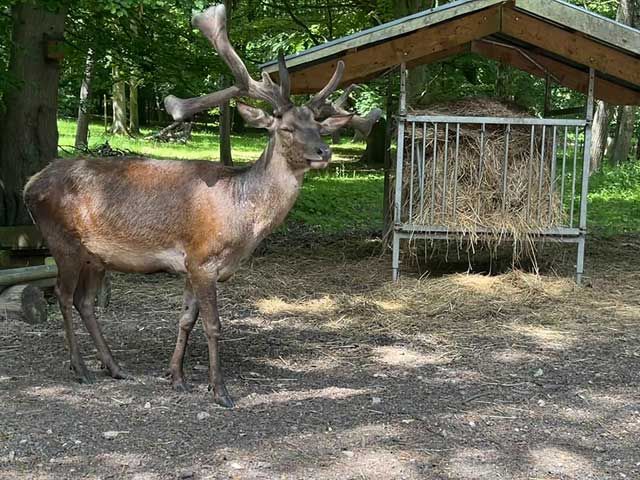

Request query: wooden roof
[{"left": 260, "top": 0, "right": 640, "bottom": 105}]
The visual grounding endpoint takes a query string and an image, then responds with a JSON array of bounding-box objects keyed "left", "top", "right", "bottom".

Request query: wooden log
[
  {"left": 0, "top": 284, "right": 47, "bottom": 324},
  {"left": 0, "top": 264, "right": 58, "bottom": 286}
]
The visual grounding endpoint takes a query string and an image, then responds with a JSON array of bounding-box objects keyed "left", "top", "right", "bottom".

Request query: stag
[{"left": 23, "top": 4, "right": 379, "bottom": 408}]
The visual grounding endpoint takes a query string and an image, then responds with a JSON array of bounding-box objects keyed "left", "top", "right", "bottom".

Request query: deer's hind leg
[
  {"left": 168, "top": 279, "right": 199, "bottom": 392},
  {"left": 48, "top": 238, "right": 94, "bottom": 384},
  {"left": 74, "top": 263, "right": 129, "bottom": 380}
]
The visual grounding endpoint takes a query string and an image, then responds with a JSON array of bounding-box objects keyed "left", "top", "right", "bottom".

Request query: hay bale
[{"left": 401, "top": 98, "right": 566, "bottom": 250}]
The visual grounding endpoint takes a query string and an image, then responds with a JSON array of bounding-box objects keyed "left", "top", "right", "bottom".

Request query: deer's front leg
[{"left": 189, "top": 269, "right": 234, "bottom": 408}]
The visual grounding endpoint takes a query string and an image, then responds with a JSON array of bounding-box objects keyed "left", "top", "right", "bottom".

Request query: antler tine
[
  {"left": 278, "top": 52, "right": 291, "bottom": 100},
  {"left": 194, "top": 4, "right": 290, "bottom": 110},
  {"left": 164, "top": 87, "right": 241, "bottom": 122},
  {"left": 306, "top": 60, "right": 345, "bottom": 110},
  {"left": 164, "top": 4, "right": 291, "bottom": 121},
  {"left": 333, "top": 84, "right": 357, "bottom": 110}
]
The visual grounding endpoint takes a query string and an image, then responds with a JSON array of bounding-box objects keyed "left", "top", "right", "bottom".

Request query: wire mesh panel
[{"left": 397, "top": 116, "right": 587, "bottom": 236}]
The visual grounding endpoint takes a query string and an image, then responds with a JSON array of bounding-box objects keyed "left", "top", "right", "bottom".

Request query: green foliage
[
  {"left": 588, "top": 161, "right": 640, "bottom": 234},
  {"left": 288, "top": 172, "right": 384, "bottom": 232}
]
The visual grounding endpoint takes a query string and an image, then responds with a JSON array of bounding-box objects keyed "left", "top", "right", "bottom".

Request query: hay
[{"left": 401, "top": 98, "right": 567, "bottom": 256}]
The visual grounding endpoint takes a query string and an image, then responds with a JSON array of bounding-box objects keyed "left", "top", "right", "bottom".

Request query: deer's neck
[{"left": 230, "top": 136, "right": 304, "bottom": 240}]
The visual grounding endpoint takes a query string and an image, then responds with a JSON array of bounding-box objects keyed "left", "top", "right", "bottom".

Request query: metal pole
[
  {"left": 392, "top": 62, "right": 407, "bottom": 282},
  {"left": 577, "top": 67, "right": 595, "bottom": 285}
]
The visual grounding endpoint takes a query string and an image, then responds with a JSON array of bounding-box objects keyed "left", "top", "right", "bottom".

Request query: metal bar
[
  {"left": 580, "top": 68, "right": 595, "bottom": 231},
  {"left": 420, "top": 122, "right": 427, "bottom": 219},
  {"left": 577, "top": 67, "right": 595, "bottom": 284},
  {"left": 537, "top": 125, "right": 546, "bottom": 222},
  {"left": 478, "top": 123, "right": 486, "bottom": 186},
  {"left": 393, "top": 230, "right": 582, "bottom": 244},
  {"left": 442, "top": 123, "right": 449, "bottom": 218},
  {"left": 453, "top": 123, "right": 460, "bottom": 222},
  {"left": 576, "top": 237, "right": 586, "bottom": 284},
  {"left": 392, "top": 232, "right": 401, "bottom": 282},
  {"left": 396, "top": 223, "right": 581, "bottom": 237},
  {"left": 409, "top": 121, "right": 415, "bottom": 221},
  {"left": 570, "top": 125, "right": 578, "bottom": 227},
  {"left": 430, "top": 122, "right": 438, "bottom": 224},
  {"left": 527, "top": 125, "right": 535, "bottom": 221},
  {"left": 549, "top": 126, "right": 557, "bottom": 224},
  {"left": 560, "top": 126, "right": 568, "bottom": 222},
  {"left": 392, "top": 63, "right": 407, "bottom": 281},
  {"left": 502, "top": 124, "right": 510, "bottom": 211},
  {"left": 405, "top": 115, "right": 586, "bottom": 126}
]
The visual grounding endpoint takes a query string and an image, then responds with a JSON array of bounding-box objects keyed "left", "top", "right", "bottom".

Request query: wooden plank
[
  {"left": 262, "top": 0, "right": 505, "bottom": 74},
  {"left": 0, "top": 265, "right": 58, "bottom": 286},
  {"left": 471, "top": 40, "right": 640, "bottom": 105},
  {"left": 501, "top": 7, "right": 640, "bottom": 88},
  {"left": 515, "top": 0, "right": 640, "bottom": 55},
  {"left": 0, "top": 225, "right": 44, "bottom": 249},
  {"left": 287, "top": 7, "right": 501, "bottom": 93}
]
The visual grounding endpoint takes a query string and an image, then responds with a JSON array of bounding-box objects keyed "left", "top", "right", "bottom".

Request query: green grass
[
  {"left": 588, "top": 161, "right": 640, "bottom": 235},
  {"left": 57, "top": 119, "right": 639, "bottom": 235},
  {"left": 57, "top": 119, "right": 379, "bottom": 233}
]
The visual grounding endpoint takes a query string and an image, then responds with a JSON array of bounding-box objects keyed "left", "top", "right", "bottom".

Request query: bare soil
[{"left": 1, "top": 232, "right": 639, "bottom": 480}]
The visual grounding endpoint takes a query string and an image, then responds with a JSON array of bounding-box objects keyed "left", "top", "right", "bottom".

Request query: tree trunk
[
  {"left": 608, "top": 0, "right": 638, "bottom": 166},
  {"left": 0, "top": 2, "right": 67, "bottom": 226},
  {"left": 129, "top": 78, "right": 140, "bottom": 135},
  {"left": 590, "top": 100, "right": 610, "bottom": 173},
  {"left": 611, "top": 106, "right": 637, "bottom": 166},
  {"left": 220, "top": 97, "right": 233, "bottom": 166},
  {"left": 111, "top": 65, "right": 128, "bottom": 135},
  {"left": 74, "top": 49, "right": 94, "bottom": 150}
]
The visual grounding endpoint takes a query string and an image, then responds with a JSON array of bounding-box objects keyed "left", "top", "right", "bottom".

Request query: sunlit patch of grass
[{"left": 588, "top": 161, "right": 640, "bottom": 235}]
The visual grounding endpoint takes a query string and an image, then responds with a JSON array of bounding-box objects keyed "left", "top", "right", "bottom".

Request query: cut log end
[{"left": 0, "top": 284, "right": 48, "bottom": 325}]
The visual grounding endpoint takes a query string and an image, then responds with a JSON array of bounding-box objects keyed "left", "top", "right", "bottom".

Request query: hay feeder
[{"left": 392, "top": 68, "right": 595, "bottom": 284}]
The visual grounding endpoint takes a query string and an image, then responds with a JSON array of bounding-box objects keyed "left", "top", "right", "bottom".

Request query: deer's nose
[{"left": 316, "top": 145, "right": 331, "bottom": 161}]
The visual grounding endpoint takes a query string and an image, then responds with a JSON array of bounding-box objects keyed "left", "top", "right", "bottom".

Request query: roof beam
[
  {"left": 472, "top": 40, "right": 640, "bottom": 105},
  {"left": 501, "top": 7, "right": 640, "bottom": 88},
  {"left": 284, "top": 6, "right": 501, "bottom": 94},
  {"left": 514, "top": 0, "right": 640, "bottom": 54}
]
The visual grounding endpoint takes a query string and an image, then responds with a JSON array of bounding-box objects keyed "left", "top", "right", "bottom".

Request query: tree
[
  {"left": 0, "top": 1, "right": 67, "bottom": 226},
  {"left": 75, "top": 49, "right": 95, "bottom": 149},
  {"left": 129, "top": 77, "right": 141, "bottom": 135},
  {"left": 111, "top": 65, "right": 128, "bottom": 135}
]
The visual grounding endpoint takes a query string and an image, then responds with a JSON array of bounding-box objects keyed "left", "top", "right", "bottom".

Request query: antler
[
  {"left": 307, "top": 82, "right": 383, "bottom": 139},
  {"left": 165, "top": 4, "right": 292, "bottom": 121}
]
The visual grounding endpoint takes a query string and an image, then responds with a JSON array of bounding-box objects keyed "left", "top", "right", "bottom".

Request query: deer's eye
[{"left": 280, "top": 127, "right": 294, "bottom": 133}]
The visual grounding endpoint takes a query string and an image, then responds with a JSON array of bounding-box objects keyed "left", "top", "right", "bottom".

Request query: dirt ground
[{"left": 1, "top": 231, "right": 639, "bottom": 480}]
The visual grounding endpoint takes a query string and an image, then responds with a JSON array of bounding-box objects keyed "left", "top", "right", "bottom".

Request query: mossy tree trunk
[{"left": 0, "top": 2, "right": 67, "bottom": 226}]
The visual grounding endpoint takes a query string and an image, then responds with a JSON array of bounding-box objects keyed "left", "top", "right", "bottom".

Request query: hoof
[
  {"left": 109, "top": 367, "right": 132, "bottom": 380},
  {"left": 213, "top": 384, "right": 235, "bottom": 409},
  {"left": 172, "top": 380, "right": 192, "bottom": 393},
  {"left": 101, "top": 361, "right": 131, "bottom": 380},
  {"left": 72, "top": 364, "right": 95, "bottom": 385}
]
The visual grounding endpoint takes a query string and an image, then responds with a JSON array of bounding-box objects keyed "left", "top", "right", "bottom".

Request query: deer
[{"left": 23, "top": 4, "right": 380, "bottom": 408}]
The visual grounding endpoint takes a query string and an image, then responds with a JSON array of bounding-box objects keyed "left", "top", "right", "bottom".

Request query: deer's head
[{"left": 164, "top": 4, "right": 374, "bottom": 171}]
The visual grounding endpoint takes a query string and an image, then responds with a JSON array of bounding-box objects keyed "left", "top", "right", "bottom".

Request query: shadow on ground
[{"left": 1, "top": 233, "right": 639, "bottom": 479}]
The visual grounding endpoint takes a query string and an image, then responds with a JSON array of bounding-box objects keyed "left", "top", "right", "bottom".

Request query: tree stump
[{"left": 0, "top": 284, "right": 47, "bottom": 324}]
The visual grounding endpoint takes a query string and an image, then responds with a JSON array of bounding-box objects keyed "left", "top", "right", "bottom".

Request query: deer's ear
[
  {"left": 319, "top": 114, "right": 353, "bottom": 135},
  {"left": 237, "top": 103, "right": 275, "bottom": 130}
]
